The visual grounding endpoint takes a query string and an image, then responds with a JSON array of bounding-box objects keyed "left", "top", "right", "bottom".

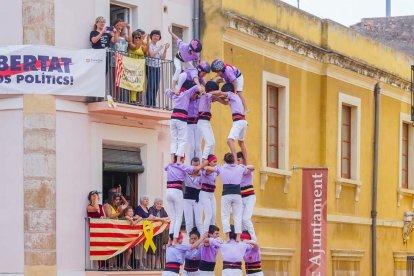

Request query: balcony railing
[
  {"left": 105, "top": 49, "right": 173, "bottom": 110},
  {"left": 85, "top": 218, "right": 169, "bottom": 272}
]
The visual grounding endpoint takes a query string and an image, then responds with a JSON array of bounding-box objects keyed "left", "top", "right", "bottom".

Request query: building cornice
[{"left": 224, "top": 11, "right": 411, "bottom": 91}]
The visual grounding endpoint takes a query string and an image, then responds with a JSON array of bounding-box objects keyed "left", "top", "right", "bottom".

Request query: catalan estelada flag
[{"left": 89, "top": 218, "right": 169, "bottom": 260}]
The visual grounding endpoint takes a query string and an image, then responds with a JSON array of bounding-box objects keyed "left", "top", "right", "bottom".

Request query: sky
[{"left": 280, "top": 0, "right": 414, "bottom": 26}]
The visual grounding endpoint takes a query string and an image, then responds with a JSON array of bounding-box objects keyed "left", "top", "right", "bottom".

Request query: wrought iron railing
[
  {"left": 85, "top": 218, "right": 169, "bottom": 271},
  {"left": 105, "top": 49, "right": 173, "bottom": 110}
]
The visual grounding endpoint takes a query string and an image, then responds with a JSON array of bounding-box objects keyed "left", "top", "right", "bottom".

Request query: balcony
[
  {"left": 85, "top": 218, "right": 168, "bottom": 275},
  {"left": 88, "top": 49, "right": 173, "bottom": 121}
]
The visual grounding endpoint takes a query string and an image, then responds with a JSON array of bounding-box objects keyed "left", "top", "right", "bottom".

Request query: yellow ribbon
[{"left": 143, "top": 220, "right": 156, "bottom": 252}]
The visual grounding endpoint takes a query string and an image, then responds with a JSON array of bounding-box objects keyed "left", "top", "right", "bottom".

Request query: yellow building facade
[{"left": 201, "top": 0, "right": 414, "bottom": 275}]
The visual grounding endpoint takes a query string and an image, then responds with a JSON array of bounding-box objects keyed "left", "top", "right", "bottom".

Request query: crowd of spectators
[
  {"left": 89, "top": 16, "right": 170, "bottom": 107},
  {"left": 86, "top": 189, "right": 170, "bottom": 270}
]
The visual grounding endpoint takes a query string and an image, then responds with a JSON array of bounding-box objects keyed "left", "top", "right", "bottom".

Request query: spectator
[
  {"left": 90, "top": 16, "right": 119, "bottom": 73},
  {"left": 148, "top": 198, "right": 170, "bottom": 269},
  {"left": 86, "top": 190, "right": 105, "bottom": 218},
  {"left": 129, "top": 30, "right": 148, "bottom": 104},
  {"left": 146, "top": 29, "right": 169, "bottom": 107},
  {"left": 103, "top": 193, "right": 123, "bottom": 219},
  {"left": 107, "top": 184, "right": 129, "bottom": 209},
  {"left": 135, "top": 195, "right": 154, "bottom": 270},
  {"left": 121, "top": 206, "right": 142, "bottom": 270}
]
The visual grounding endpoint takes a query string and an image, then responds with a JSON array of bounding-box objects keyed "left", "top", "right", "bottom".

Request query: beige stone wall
[{"left": 22, "top": 1, "right": 56, "bottom": 275}]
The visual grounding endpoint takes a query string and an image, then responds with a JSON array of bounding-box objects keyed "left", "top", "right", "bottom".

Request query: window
[
  {"left": 110, "top": 4, "right": 131, "bottom": 25},
  {"left": 399, "top": 113, "right": 414, "bottom": 190},
  {"left": 335, "top": 93, "right": 361, "bottom": 200},
  {"left": 262, "top": 260, "right": 289, "bottom": 276},
  {"left": 171, "top": 25, "right": 184, "bottom": 59},
  {"left": 267, "top": 85, "right": 279, "bottom": 168},
  {"left": 341, "top": 105, "right": 352, "bottom": 179},
  {"left": 260, "top": 72, "right": 290, "bottom": 190},
  {"left": 402, "top": 122, "right": 409, "bottom": 189}
]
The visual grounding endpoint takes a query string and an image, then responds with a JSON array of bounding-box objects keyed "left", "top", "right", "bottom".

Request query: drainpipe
[
  {"left": 372, "top": 82, "right": 380, "bottom": 276},
  {"left": 192, "top": 0, "right": 200, "bottom": 39}
]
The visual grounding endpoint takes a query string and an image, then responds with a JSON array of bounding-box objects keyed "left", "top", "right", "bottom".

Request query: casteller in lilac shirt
[
  {"left": 165, "top": 244, "right": 192, "bottom": 264},
  {"left": 216, "top": 164, "right": 247, "bottom": 185},
  {"left": 222, "top": 64, "right": 241, "bottom": 83},
  {"left": 225, "top": 92, "right": 245, "bottom": 115},
  {"left": 165, "top": 85, "right": 199, "bottom": 112},
  {"left": 219, "top": 240, "right": 252, "bottom": 263},
  {"left": 188, "top": 98, "right": 199, "bottom": 119},
  {"left": 200, "top": 238, "right": 220, "bottom": 263},
  {"left": 185, "top": 68, "right": 206, "bottom": 85},
  {"left": 244, "top": 245, "right": 261, "bottom": 263},
  {"left": 240, "top": 165, "right": 254, "bottom": 188},
  {"left": 165, "top": 163, "right": 195, "bottom": 183},
  {"left": 177, "top": 39, "right": 200, "bottom": 62}
]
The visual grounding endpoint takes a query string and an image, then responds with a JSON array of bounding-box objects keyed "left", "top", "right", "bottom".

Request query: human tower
[{"left": 161, "top": 25, "right": 263, "bottom": 276}]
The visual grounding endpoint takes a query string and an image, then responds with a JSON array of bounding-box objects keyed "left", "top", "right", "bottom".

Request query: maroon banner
[{"left": 300, "top": 168, "right": 328, "bottom": 276}]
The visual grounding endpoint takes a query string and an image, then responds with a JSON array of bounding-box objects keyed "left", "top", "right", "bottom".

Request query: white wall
[
  {"left": 0, "top": 0, "right": 23, "bottom": 45},
  {"left": 0, "top": 99, "right": 24, "bottom": 273},
  {"left": 56, "top": 101, "right": 91, "bottom": 274},
  {"left": 90, "top": 122, "right": 168, "bottom": 202},
  {"left": 55, "top": 0, "right": 96, "bottom": 49}
]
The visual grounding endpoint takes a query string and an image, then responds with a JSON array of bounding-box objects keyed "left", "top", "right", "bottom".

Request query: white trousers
[
  {"left": 166, "top": 188, "right": 184, "bottom": 238},
  {"left": 187, "top": 123, "right": 202, "bottom": 161},
  {"left": 162, "top": 271, "right": 179, "bottom": 276},
  {"left": 198, "top": 271, "right": 214, "bottom": 276},
  {"left": 242, "top": 195, "right": 257, "bottom": 240},
  {"left": 221, "top": 194, "right": 243, "bottom": 234},
  {"left": 183, "top": 198, "right": 203, "bottom": 234},
  {"left": 176, "top": 72, "right": 188, "bottom": 91},
  {"left": 170, "top": 119, "right": 188, "bottom": 157},
  {"left": 173, "top": 57, "right": 194, "bottom": 82},
  {"left": 199, "top": 191, "right": 216, "bottom": 233},
  {"left": 228, "top": 120, "right": 247, "bottom": 141},
  {"left": 197, "top": 120, "right": 215, "bottom": 160},
  {"left": 183, "top": 270, "right": 200, "bottom": 276},
  {"left": 222, "top": 269, "right": 242, "bottom": 276},
  {"left": 247, "top": 272, "right": 264, "bottom": 276}
]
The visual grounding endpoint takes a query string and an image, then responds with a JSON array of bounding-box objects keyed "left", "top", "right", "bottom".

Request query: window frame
[
  {"left": 267, "top": 84, "right": 279, "bottom": 168},
  {"left": 341, "top": 104, "right": 352, "bottom": 179},
  {"left": 399, "top": 113, "right": 414, "bottom": 190},
  {"left": 336, "top": 93, "right": 361, "bottom": 182},
  {"left": 260, "top": 71, "right": 291, "bottom": 191}
]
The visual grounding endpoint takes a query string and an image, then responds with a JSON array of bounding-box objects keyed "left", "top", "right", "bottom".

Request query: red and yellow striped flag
[{"left": 89, "top": 218, "right": 169, "bottom": 260}]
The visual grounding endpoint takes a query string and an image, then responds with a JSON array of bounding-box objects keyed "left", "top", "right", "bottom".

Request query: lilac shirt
[
  {"left": 165, "top": 164, "right": 195, "bottom": 182},
  {"left": 166, "top": 244, "right": 192, "bottom": 264},
  {"left": 165, "top": 85, "right": 199, "bottom": 111},
  {"left": 226, "top": 92, "right": 245, "bottom": 115},
  {"left": 198, "top": 93, "right": 213, "bottom": 113},
  {"left": 188, "top": 98, "right": 199, "bottom": 118},
  {"left": 185, "top": 247, "right": 201, "bottom": 261},
  {"left": 177, "top": 39, "right": 200, "bottom": 62},
  {"left": 240, "top": 165, "right": 254, "bottom": 188},
  {"left": 217, "top": 164, "right": 247, "bottom": 185},
  {"left": 244, "top": 246, "right": 261, "bottom": 263},
  {"left": 184, "top": 174, "right": 201, "bottom": 189},
  {"left": 199, "top": 169, "right": 219, "bottom": 185},
  {"left": 219, "top": 240, "right": 252, "bottom": 263},
  {"left": 200, "top": 238, "right": 220, "bottom": 262},
  {"left": 222, "top": 64, "right": 241, "bottom": 83}
]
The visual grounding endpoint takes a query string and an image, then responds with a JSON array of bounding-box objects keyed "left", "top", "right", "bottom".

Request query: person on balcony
[
  {"left": 146, "top": 30, "right": 169, "bottom": 107},
  {"left": 183, "top": 157, "right": 203, "bottom": 235},
  {"left": 134, "top": 195, "right": 154, "bottom": 270},
  {"left": 129, "top": 30, "right": 148, "bottom": 104},
  {"left": 90, "top": 16, "right": 119, "bottom": 73},
  {"left": 103, "top": 193, "right": 123, "bottom": 219},
  {"left": 111, "top": 19, "right": 131, "bottom": 102},
  {"left": 122, "top": 206, "right": 142, "bottom": 270},
  {"left": 86, "top": 190, "right": 105, "bottom": 218},
  {"left": 168, "top": 24, "right": 202, "bottom": 92},
  {"left": 148, "top": 198, "right": 170, "bottom": 270},
  {"left": 162, "top": 231, "right": 206, "bottom": 276}
]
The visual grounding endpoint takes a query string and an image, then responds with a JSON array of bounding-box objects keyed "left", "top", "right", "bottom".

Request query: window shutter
[{"left": 102, "top": 146, "right": 144, "bottom": 173}]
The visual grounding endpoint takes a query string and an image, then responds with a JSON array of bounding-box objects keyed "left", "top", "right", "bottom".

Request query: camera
[{"left": 106, "top": 26, "right": 114, "bottom": 31}]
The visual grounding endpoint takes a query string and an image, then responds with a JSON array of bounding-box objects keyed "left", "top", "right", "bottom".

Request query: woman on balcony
[
  {"left": 146, "top": 30, "right": 169, "bottom": 107},
  {"left": 86, "top": 190, "right": 105, "bottom": 218},
  {"left": 129, "top": 30, "right": 148, "bottom": 104}
]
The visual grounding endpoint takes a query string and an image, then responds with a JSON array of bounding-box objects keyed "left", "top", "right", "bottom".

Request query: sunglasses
[
  {"left": 134, "top": 36, "right": 142, "bottom": 39},
  {"left": 90, "top": 190, "right": 98, "bottom": 195}
]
